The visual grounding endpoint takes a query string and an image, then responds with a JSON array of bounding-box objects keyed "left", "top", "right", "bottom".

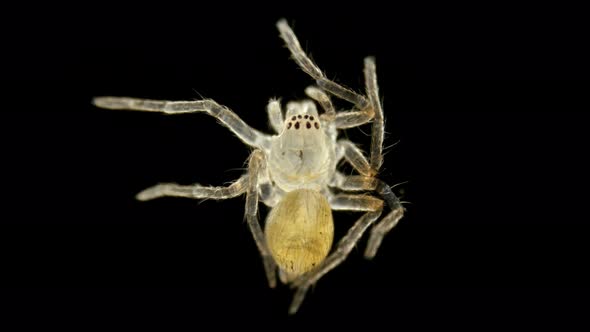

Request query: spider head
[
  {"left": 270, "top": 99, "right": 334, "bottom": 192},
  {"left": 284, "top": 100, "right": 321, "bottom": 131}
]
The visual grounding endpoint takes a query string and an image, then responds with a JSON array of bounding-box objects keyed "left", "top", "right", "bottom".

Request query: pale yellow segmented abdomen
[{"left": 265, "top": 189, "right": 334, "bottom": 278}]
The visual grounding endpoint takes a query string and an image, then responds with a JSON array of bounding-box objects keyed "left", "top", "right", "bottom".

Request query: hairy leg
[
  {"left": 330, "top": 173, "right": 405, "bottom": 259},
  {"left": 286, "top": 192, "right": 384, "bottom": 314},
  {"left": 365, "top": 206, "right": 404, "bottom": 259},
  {"left": 277, "top": 20, "right": 374, "bottom": 125},
  {"left": 245, "top": 150, "right": 277, "bottom": 288},
  {"left": 363, "top": 57, "right": 385, "bottom": 171},
  {"left": 136, "top": 175, "right": 248, "bottom": 201},
  {"left": 289, "top": 206, "right": 383, "bottom": 314},
  {"left": 305, "top": 85, "right": 375, "bottom": 130},
  {"left": 304, "top": 86, "right": 335, "bottom": 121},
  {"left": 330, "top": 172, "right": 378, "bottom": 192},
  {"left": 328, "top": 192, "right": 384, "bottom": 212},
  {"left": 337, "top": 139, "right": 375, "bottom": 177},
  {"left": 335, "top": 143, "right": 402, "bottom": 207},
  {"left": 93, "top": 97, "right": 271, "bottom": 150}
]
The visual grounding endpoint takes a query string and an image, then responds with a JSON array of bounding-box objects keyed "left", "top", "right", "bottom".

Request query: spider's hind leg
[
  {"left": 288, "top": 193, "right": 384, "bottom": 314},
  {"left": 365, "top": 204, "right": 404, "bottom": 259},
  {"left": 329, "top": 172, "right": 406, "bottom": 259},
  {"left": 289, "top": 207, "right": 384, "bottom": 314},
  {"left": 245, "top": 150, "right": 278, "bottom": 288}
]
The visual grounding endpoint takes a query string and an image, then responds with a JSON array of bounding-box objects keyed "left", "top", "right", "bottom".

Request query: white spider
[{"left": 93, "top": 19, "right": 405, "bottom": 314}]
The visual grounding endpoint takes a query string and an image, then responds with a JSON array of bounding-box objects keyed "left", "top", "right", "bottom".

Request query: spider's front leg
[
  {"left": 305, "top": 86, "right": 372, "bottom": 129},
  {"left": 93, "top": 97, "right": 272, "bottom": 151},
  {"left": 277, "top": 20, "right": 368, "bottom": 109},
  {"left": 278, "top": 21, "right": 382, "bottom": 132}
]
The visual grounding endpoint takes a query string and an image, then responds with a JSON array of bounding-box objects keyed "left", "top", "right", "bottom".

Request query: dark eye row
[
  {"left": 291, "top": 115, "right": 314, "bottom": 121},
  {"left": 286, "top": 120, "right": 320, "bottom": 130}
]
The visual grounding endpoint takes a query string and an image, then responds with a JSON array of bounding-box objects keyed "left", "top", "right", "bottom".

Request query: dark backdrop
[{"left": 2, "top": 3, "right": 589, "bottom": 330}]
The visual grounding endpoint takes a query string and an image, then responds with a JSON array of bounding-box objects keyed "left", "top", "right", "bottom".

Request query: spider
[{"left": 93, "top": 19, "right": 405, "bottom": 314}]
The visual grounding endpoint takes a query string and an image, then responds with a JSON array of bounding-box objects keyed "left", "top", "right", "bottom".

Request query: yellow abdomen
[{"left": 265, "top": 189, "right": 334, "bottom": 279}]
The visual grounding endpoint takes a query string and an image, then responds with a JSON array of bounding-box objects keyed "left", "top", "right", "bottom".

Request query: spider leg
[
  {"left": 266, "top": 99, "right": 284, "bottom": 134},
  {"left": 329, "top": 171, "right": 378, "bottom": 192},
  {"left": 332, "top": 58, "right": 385, "bottom": 162},
  {"left": 304, "top": 86, "right": 335, "bottom": 121},
  {"left": 363, "top": 57, "right": 385, "bottom": 171},
  {"left": 277, "top": 20, "right": 371, "bottom": 112},
  {"left": 364, "top": 204, "right": 404, "bottom": 259},
  {"left": 278, "top": 19, "right": 387, "bottom": 135},
  {"left": 355, "top": 57, "right": 405, "bottom": 257},
  {"left": 289, "top": 195, "right": 384, "bottom": 314},
  {"left": 245, "top": 150, "right": 277, "bottom": 288},
  {"left": 306, "top": 84, "right": 379, "bottom": 131},
  {"left": 328, "top": 193, "right": 384, "bottom": 212},
  {"left": 331, "top": 57, "right": 386, "bottom": 130},
  {"left": 330, "top": 170, "right": 405, "bottom": 258},
  {"left": 337, "top": 139, "right": 375, "bottom": 177},
  {"left": 136, "top": 175, "right": 248, "bottom": 201},
  {"left": 93, "top": 97, "right": 271, "bottom": 150},
  {"left": 335, "top": 141, "right": 403, "bottom": 209}
]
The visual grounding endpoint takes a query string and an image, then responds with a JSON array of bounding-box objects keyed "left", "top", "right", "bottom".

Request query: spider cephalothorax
[
  {"left": 269, "top": 100, "right": 336, "bottom": 192},
  {"left": 93, "top": 19, "right": 405, "bottom": 314}
]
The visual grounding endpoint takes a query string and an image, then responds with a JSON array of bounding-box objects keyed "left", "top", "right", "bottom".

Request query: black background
[{"left": 2, "top": 3, "right": 589, "bottom": 330}]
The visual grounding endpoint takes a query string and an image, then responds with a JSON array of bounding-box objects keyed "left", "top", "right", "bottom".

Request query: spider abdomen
[{"left": 265, "top": 189, "right": 334, "bottom": 278}]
